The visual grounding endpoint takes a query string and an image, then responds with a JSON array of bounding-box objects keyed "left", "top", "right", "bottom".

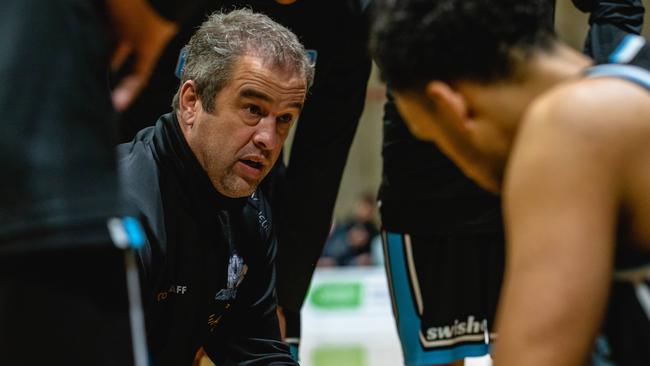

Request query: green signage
[
  {"left": 312, "top": 345, "right": 366, "bottom": 366},
  {"left": 309, "top": 282, "right": 363, "bottom": 309}
]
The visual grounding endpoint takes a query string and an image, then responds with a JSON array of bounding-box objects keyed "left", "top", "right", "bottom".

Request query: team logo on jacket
[{"left": 214, "top": 254, "right": 248, "bottom": 301}]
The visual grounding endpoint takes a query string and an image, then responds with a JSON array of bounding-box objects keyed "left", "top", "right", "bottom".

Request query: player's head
[
  {"left": 173, "top": 9, "right": 314, "bottom": 198},
  {"left": 370, "top": 0, "right": 557, "bottom": 192}
]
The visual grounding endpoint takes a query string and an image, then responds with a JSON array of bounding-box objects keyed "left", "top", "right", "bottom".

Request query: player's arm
[
  {"left": 493, "top": 82, "right": 629, "bottom": 366},
  {"left": 275, "top": 20, "right": 372, "bottom": 312}
]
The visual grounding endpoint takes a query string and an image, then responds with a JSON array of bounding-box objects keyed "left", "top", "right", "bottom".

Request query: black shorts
[{"left": 382, "top": 230, "right": 504, "bottom": 365}]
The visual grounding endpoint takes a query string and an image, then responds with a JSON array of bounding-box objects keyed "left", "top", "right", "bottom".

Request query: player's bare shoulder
[
  {"left": 512, "top": 75, "right": 649, "bottom": 176},
  {"left": 515, "top": 75, "right": 650, "bottom": 249},
  {"left": 525, "top": 76, "right": 649, "bottom": 146}
]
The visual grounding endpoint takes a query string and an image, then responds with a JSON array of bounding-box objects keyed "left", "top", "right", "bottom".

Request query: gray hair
[{"left": 172, "top": 9, "right": 315, "bottom": 113}]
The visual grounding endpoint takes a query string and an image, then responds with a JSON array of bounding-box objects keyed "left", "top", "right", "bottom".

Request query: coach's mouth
[{"left": 240, "top": 159, "right": 264, "bottom": 170}]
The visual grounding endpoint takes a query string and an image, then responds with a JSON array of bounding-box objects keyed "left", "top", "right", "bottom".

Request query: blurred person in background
[
  {"left": 0, "top": 0, "right": 182, "bottom": 364},
  {"left": 319, "top": 194, "right": 379, "bottom": 267}
]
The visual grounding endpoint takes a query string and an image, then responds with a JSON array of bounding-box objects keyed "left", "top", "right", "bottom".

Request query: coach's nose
[{"left": 252, "top": 116, "right": 281, "bottom": 152}]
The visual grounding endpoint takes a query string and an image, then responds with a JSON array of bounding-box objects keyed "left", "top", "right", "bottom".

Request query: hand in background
[{"left": 106, "top": 0, "right": 178, "bottom": 111}]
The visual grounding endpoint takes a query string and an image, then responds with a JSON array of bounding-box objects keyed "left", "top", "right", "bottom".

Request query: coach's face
[{"left": 178, "top": 55, "right": 306, "bottom": 198}]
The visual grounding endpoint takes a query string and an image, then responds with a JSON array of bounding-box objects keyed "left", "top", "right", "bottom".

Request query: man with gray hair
[{"left": 118, "top": 9, "right": 313, "bottom": 365}]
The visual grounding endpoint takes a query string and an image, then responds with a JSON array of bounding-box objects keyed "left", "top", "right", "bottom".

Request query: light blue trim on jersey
[
  {"left": 586, "top": 64, "right": 650, "bottom": 90},
  {"left": 384, "top": 232, "right": 490, "bottom": 365},
  {"left": 609, "top": 34, "right": 646, "bottom": 64}
]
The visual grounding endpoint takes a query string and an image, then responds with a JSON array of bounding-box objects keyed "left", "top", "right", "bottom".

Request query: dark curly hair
[{"left": 370, "top": 0, "right": 556, "bottom": 91}]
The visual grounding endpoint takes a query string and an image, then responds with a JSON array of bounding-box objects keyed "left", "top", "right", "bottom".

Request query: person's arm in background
[
  {"left": 107, "top": 0, "right": 213, "bottom": 112},
  {"left": 105, "top": 0, "right": 178, "bottom": 111},
  {"left": 271, "top": 9, "right": 372, "bottom": 354},
  {"left": 572, "top": 0, "right": 645, "bottom": 62},
  {"left": 274, "top": 0, "right": 373, "bottom": 315}
]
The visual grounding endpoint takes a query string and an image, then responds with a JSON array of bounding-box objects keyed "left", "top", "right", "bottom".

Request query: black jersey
[
  {"left": 118, "top": 113, "right": 296, "bottom": 365},
  {"left": 379, "top": 93, "right": 502, "bottom": 236},
  {"left": 0, "top": 0, "right": 122, "bottom": 252},
  {"left": 584, "top": 36, "right": 650, "bottom": 366}
]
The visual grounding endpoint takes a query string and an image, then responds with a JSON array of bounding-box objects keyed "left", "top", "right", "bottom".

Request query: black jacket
[{"left": 118, "top": 113, "right": 296, "bottom": 365}]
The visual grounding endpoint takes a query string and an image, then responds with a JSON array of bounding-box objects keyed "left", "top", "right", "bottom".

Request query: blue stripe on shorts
[{"left": 384, "top": 231, "right": 490, "bottom": 365}]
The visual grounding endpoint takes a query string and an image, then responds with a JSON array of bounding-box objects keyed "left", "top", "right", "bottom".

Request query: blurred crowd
[{"left": 318, "top": 194, "right": 381, "bottom": 267}]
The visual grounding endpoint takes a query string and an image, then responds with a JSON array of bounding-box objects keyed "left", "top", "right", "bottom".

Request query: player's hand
[{"left": 106, "top": 0, "right": 178, "bottom": 111}]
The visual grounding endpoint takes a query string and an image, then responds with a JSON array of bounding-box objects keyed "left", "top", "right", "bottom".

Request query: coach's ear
[
  {"left": 424, "top": 80, "right": 471, "bottom": 134},
  {"left": 178, "top": 80, "right": 199, "bottom": 129}
]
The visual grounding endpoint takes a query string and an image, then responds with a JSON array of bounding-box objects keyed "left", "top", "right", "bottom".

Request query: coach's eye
[
  {"left": 246, "top": 105, "right": 263, "bottom": 116},
  {"left": 277, "top": 114, "right": 294, "bottom": 124}
]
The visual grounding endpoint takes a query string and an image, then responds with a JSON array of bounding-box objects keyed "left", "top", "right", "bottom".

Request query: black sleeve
[
  {"left": 579, "top": 0, "right": 645, "bottom": 62},
  {"left": 274, "top": 10, "right": 373, "bottom": 313}
]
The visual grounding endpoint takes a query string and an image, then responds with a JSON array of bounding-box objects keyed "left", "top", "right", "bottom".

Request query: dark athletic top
[{"left": 378, "top": 92, "right": 502, "bottom": 236}]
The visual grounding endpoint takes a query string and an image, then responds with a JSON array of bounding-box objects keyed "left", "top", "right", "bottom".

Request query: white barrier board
[{"left": 300, "top": 267, "right": 491, "bottom": 366}]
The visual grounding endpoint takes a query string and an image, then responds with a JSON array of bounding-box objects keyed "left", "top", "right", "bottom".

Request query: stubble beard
[{"left": 217, "top": 169, "right": 259, "bottom": 198}]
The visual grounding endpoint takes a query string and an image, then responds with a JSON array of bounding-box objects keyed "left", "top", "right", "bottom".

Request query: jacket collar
[{"left": 154, "top": 112, "right": 248, "bottom": 212}]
